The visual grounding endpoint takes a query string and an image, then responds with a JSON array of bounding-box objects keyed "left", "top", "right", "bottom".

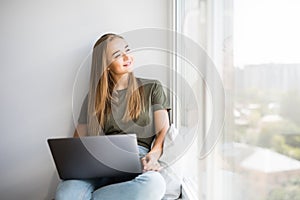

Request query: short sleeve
[
  {"left": 78, "top": 95, "right": 88, "bottom": 124},
  {"left": 151, "top": 81, "right": 170, "bottom": 112}
]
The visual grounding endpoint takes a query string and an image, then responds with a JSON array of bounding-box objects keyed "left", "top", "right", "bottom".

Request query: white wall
[{"left": 0, "top": 0, "right": 170, "bottom": 199}]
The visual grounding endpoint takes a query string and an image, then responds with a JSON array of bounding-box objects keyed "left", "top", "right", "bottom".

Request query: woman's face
[{"left": 106, "top": 37, "right": 134, "bottom": 79}]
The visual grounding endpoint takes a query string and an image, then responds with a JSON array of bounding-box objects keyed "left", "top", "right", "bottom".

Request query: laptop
[{"left": 47, "top": 134, "right": 142, "bottom": 180}]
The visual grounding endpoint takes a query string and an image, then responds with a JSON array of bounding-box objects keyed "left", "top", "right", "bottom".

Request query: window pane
[{"left": 228, "top": 0, "right": 300, "bottom": 199}]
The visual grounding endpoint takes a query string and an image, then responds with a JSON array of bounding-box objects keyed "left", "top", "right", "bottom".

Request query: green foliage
[
  {"left": 234, "top": 88, "right": 300, "bottom": 160},
  {"left": 233, "top": 84, "right": 300, "bottom": 200},
  {"left": 271, "top": 134, "right": 285, "bottom": 152},
  {"left": 269, "top": 134, "right": 300, "bottom": 160},
  {"left": 285, "top": 135, "right": 300, "bottom": 148},
  {"left": 267, "top": 179, "right": 300, "bottom": 200},
  {"left": 256, "top": 120, "right": 300, "bottom": 160},
  {"left": 260, "top": 119, "right": 300, "bottom": 135},
  {"left": 280, "top": 90, "right": 300, "bottom": 125}
]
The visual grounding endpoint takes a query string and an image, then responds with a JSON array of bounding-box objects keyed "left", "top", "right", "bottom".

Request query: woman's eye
[
  {"left": 125, "top": 48, "right": 131, "bottom": 53},
  {"left": 114, "top": 54, "right": 121, "bottom": 59}
]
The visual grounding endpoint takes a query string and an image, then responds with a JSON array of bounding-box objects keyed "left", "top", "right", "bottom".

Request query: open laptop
[{"left": 47, "top": 134, "right": 142, "bottom": 180}]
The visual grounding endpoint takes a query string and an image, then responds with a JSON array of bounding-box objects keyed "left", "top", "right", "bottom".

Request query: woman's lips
[{"left": 123, "top": 61, "right": 131, "bottom": 67}]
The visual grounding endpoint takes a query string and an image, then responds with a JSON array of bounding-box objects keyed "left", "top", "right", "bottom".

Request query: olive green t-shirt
[{"left": 78, "top": 78, "right": 169, "bottom": 150}]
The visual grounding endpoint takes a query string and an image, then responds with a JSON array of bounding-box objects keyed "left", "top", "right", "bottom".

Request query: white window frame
[{"left": 170, "top": 0, "right": 234, "bottom": 199}]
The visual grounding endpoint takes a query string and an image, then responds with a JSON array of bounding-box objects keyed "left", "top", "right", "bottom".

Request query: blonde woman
[{"left": 55, "top": 33, "right": 170, "bottom": 200}]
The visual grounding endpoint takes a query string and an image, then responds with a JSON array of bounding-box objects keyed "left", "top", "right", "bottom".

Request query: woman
[{"left": 55, "top": 33, "right": 170, "bottom": 200}]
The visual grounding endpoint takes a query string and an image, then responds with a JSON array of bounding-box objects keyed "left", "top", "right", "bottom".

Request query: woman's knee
[
  {"left": 55, "top": 180, "right": 94, "bottom": 200},
  {"left": 136, "top": 171, "right": 166, "bottom": 199}
]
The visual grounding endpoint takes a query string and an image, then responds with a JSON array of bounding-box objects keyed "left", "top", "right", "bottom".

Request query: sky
[{"left": 234, "top": 0, "right": 300, "bottom": 67}]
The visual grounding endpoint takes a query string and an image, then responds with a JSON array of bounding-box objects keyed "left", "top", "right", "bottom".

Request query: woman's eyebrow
[
  {"left": 112, "top": 50, "right": 120, "bottom": 56},
  {"left": 112, "top": 45, "right": 129, "bottom": 56}
]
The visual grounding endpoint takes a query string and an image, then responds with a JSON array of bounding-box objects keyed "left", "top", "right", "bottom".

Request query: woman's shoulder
[
  {"left": 136, "top": 77, "right": 162, "bottom": 87},
  {"left": 136, "top": 78, "right": 165, "bottom": 97}
]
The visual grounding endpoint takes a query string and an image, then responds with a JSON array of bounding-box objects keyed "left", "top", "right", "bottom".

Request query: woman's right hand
[{"left": 141, "top": 150, "right": 162, "bottom": 172}]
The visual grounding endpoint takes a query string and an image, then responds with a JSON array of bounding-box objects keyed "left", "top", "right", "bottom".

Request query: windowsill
[{"left": 181, "top": 177, "right": 200, "bottom": 200}]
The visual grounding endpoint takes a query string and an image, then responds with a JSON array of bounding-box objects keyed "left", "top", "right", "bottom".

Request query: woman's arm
[
  {"left": 151, "top": 109, "right": 170, "bottom": 155},
  {"left": 142, "top": 109, "right": 170, "bottom": 172},
  {"left": 73, "top": 124, "right": 88, "bottom": 138}
]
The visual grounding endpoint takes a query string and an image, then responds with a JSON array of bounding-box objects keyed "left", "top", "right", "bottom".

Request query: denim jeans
[{"left": 55, "top": 146, "right": 166, "bottom": 200}]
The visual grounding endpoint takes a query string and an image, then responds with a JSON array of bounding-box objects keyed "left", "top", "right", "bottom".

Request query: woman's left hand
[{"left": 141, "top": 150, "right": 162, "bottom": 172}]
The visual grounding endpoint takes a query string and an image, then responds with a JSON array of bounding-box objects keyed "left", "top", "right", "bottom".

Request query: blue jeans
[{"left": 55, "top": 146, "right": 166, "bottom": 200}]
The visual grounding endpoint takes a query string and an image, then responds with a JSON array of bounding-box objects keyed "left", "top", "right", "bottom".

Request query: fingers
[
  {"left": 141, "top": 157, "right": 148, "bottom": 168},
  {"left": 150, "top": 162, "right": 162, "bottom": 171},
  {"left": 141, "top": 156, "right": 162, "bottom": 172}
]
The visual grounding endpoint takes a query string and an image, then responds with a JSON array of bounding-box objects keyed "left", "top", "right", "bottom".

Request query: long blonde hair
[{"left": 87, "top": 33, "right": 144, "bottom": 136}]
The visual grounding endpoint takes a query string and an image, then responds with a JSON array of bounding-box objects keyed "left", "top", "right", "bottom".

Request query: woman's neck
[{"left": 113, "top": 74, "right": 129, "bottom": 90}]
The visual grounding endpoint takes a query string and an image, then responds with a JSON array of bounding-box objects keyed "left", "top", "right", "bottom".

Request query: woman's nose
[{"left": 122, "top": 53, "right": 129, "bottom": 60}]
